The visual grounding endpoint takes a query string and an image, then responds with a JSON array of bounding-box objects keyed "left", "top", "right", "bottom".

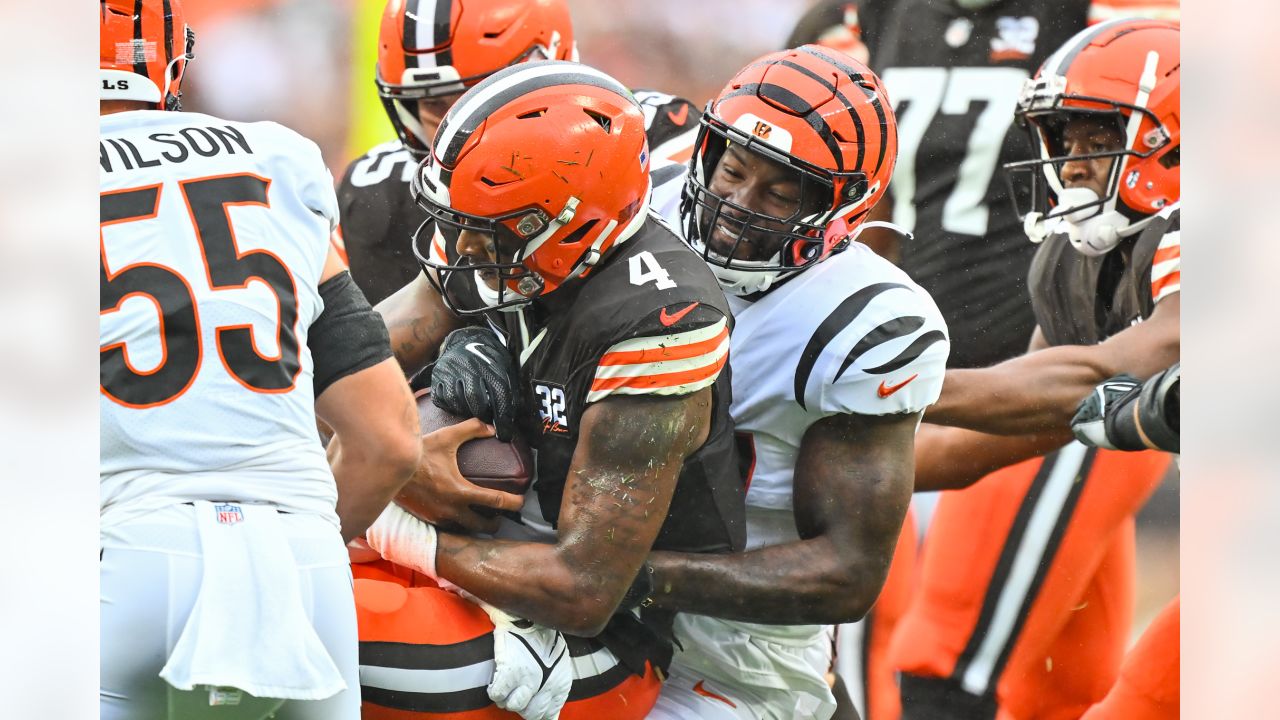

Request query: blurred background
[
  {"left": 175, "top": 0, "right": 1177, "bottom": 635},
  {"left": 179, "top": 0, "right": 812, "bottom": 176}
]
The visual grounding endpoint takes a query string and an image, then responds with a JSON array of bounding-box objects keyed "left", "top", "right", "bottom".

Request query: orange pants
[
  {"left": 890, "top": 444, "right": 1169, "bottom": 719},
  {"left": 351, "top": 561, "right": 662, "bottom": 720},
  {"left": 1080, "top": 597, "right": 1179, "bottom": 720}
]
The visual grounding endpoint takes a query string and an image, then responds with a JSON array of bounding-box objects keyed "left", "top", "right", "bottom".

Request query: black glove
[
  {"left": 431, "top": 326, "right": 521, "bottom": 441},
  {"left": 1071, "top": 374, "right": 1141, "bottom": 450},
  {"left": 1072, "top": 364, "right": 1180, "bottom": 453}
]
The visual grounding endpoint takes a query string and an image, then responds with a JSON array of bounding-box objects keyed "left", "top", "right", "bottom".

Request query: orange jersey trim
[
  {"left": 589, "top": 351, "right": 728, "bottom": 394},
  {"left": 598, "top": 325, "right": 730, "bottom": 367}
]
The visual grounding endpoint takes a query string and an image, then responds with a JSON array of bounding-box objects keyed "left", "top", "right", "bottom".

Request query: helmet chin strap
[
  {"left": 1027, "top": 187, "right": 1132, "bottom": 256},
  {"left": 709, "top": 262, "right": 781, "bottom": 296}
]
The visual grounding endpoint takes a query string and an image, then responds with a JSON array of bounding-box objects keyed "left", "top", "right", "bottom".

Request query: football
[{"left": 396, "top": 388, "right": 534, "bottom": 516}]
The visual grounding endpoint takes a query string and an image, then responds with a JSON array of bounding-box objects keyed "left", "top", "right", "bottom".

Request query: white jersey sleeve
[{"left": 797, "top": 254, "right": 950, "bottom": 417}]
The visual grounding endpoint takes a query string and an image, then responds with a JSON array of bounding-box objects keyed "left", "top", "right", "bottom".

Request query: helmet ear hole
[
  {"left": 559, "top": 219, "right": 598, "bottom": 245},
  {"left": 843, "top": 176, "right": 868, "bottom": 203},
  {"left": 1157, "top": 145, "right": 1179, "bottom": 169}
]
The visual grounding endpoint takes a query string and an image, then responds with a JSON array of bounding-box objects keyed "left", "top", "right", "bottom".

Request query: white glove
[{"left": 480, "top": 602, "right": 572, "bottom": 720}]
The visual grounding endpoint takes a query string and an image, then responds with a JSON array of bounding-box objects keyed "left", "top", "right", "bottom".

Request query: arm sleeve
[
  {"left": 309, "top": 271, "right": 394, "bottom": 397},
  {"left": 585, "top": 304, "right": 730, "bottom": 404},
  {"left": 812, "top": 285, "right": 951, "bottom": 417}
]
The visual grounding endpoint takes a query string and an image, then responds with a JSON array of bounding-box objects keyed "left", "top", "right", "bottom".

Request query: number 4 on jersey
[{"left": 628, "top": 250, "right": 677, "bottom": 290}]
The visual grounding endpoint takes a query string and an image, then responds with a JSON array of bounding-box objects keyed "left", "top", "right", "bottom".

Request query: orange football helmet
[
  {"left": 1004, "top": 18, "right": 1180, "bottom": 255},
  {"left": 99, "top": 0, "right": 195, "bottom": 110},
  {"left": 411, "top": 61, "right": 651, "bottom": 315},
  {"left": 680, "top": 44, "right": 898, "bottom": 295},
  {"left": 377, "top": 0, "right": 575, "bottom": 158}
]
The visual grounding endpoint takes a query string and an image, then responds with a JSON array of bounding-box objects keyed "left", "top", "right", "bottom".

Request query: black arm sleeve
[
  {"left": 309, "top": 271, "right": 394, "bottom": 397},
  {"left": 1105, "top": 363, "right": 1180, "bottom": 453}
]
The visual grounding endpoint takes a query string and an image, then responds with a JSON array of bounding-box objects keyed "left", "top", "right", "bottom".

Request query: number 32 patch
[{"left": 534, "top": 382, "right": 570, "bottom": 435}]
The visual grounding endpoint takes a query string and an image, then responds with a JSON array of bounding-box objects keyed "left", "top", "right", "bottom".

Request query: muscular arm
[
  {"left": 646, "top": 410, "right": 918, "bottom": 625},
  {"left": 375, "top": 271, "right": 464, "bottom": 376},
  {"left": 315, "top": 247, "right": 421, "bottom": 542},
  {"left": 912, "top": 423, "right": 1067, "bottom": 492},
  {"left": 434, "top": 389, "right": 713, "bottom": 637},
  {"left": 926, "top": 294, "right": 1180, "bottom": 435}
]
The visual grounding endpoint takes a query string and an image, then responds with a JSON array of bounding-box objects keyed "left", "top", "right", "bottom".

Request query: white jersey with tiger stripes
[
  {"left": 100, "top": 110, "right": 339, "bottom": 529},
  {"left": 654, "top": 173, "right": 949, "bottom": 662},
  {"left": 654, "top": 172, "right": 950, "bottom": 539}
]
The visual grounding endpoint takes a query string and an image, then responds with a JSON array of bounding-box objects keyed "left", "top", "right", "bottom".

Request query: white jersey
[
  {"left": 728, "top": 244, "right": 950, "bottom": 547},
  {"left": 100, "top": 110, "right": 339, "bottom": 529},
  {"left": 654, "top": 172, "right": 949, "bottom": 691}
]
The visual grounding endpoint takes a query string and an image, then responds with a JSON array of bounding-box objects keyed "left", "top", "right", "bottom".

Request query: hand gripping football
[{"left": 403, "top": 388, "right": 534, "bottom": 499}]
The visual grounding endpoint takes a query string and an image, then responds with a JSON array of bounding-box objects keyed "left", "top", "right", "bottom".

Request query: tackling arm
[
  {"left": 375, "top": 271, "right": 465, "bottom": 376},
  {"left": 646, "top": 410, "right": 918, "bottom": 625},
  {"left": 926, "top": 294, "right": 1180, "bottom": 436},
  {"left": 433, "top": 389, "right": 713, "bottom": 637}
]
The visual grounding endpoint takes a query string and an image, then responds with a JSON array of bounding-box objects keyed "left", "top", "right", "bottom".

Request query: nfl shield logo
[{"left": 215, "top": 503, "right": 244, "bottom": 526}]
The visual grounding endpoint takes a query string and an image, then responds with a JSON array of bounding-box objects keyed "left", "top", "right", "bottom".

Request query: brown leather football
[{"left": 398, "top": 388, "right": 533, "bottom": 512}]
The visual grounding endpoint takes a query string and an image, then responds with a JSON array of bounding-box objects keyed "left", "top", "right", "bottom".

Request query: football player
[
  {"left": 891, "top": 19, "right": 1181, "bottom": 720},
  {"left": 636, "top": 46, "right": 950, "bottom": 720},
  {"left": 338, "top": 0, "right": 701, "bottom": 307},
  {"left": 787, "top": 6, "right": 1171, "bottom": 714},
  {"left": 99, "top": 1, "right": 420, "bottom": 718},
  {"left": 352, "top": 62, "right": 746, "bottom": 719}
]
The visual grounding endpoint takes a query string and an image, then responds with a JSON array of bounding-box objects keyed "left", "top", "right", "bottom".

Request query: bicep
[
  {"left": 315, "top": 356, "right": 418, "bottom": 441},
  {"left": 375, "top": 272, "right": 462, "bottom": 374},
  {"left": 319, "top": 241, "right": 348, "bottom": 284},
  {"left": 793, "top": 411, "right": 917, "bottom": 548},
  {"left": 1094, "top": 292, "right": 1180, "bottom": 380}
]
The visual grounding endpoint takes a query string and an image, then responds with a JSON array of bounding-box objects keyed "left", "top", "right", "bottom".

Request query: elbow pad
[{"left": 309, "top": 271, "right": 393, "bottom": 397}]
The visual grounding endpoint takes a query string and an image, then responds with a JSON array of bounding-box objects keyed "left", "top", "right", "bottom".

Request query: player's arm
[
  {"left": 375, "top": 271, "right": 465, "bottom": 376},
  {"left": 646, "top": 409, "right": 915, "bottom": 624},
  {"left": 912, "top": 423, "right": 1069, "bottom": 492},
  {"left": 434, "top": 389, "right": 713, "bottom": 636},
  {"left": 311, "top": 246, "right": 421, "bottom": 542},
  {"left": 925, "top": 293, "right": 1180, "bottom": 437}
]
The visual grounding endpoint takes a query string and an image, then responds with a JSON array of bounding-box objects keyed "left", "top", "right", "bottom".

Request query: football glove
[
  {"left": 1071, "top": 374, "right": 1141, "bottom": 450},
  {"left": 480, "top": 603, "right": 572, "bottom": 720},
  {"left": 1071, "top": 365, "right": 1179, "bottom": 453},
  {"left": 432, "top": 326, "right": 521, "bottom": 442}
]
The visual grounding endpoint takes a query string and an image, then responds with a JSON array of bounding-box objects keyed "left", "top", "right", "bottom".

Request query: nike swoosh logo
[
  {"left": 464, "top": 342, "right": 496, "bottom": 367},
  {"left": 877, "top": 373, "right": 919, "bottom": 398},
  {"left": 692, "top": 680, "right": 737, "bottom": 708},
  {"left": 666, "top": 103, "right": 689, "bottom": 126},
  {"left": 659, "top": 302, "right": 700, "bottom": 327}
]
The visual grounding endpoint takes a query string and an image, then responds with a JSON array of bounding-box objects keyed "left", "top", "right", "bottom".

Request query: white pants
[
  {"left": 647, "top": 615, "right": 837, "bottom": 720},
  {"left": 100, "top": 504, "right": 359, "bottom": 720}
]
